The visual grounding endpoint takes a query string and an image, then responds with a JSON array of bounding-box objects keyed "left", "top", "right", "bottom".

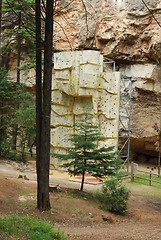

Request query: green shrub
[
  {"left": 0, "top": 138, "right": 17, "bottom": 161},
  {"left": 94, "top": 178, "right": 130, "bottom": 215}
]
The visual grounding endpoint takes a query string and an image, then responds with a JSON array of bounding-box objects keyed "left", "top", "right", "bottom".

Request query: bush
[{"left": 94, "top": 178, "right": 130, "bottom": 215}]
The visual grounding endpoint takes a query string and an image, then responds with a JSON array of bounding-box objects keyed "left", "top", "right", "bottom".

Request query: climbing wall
[{"left": 51, "top": 50, "right": 120, "bottom": 164}]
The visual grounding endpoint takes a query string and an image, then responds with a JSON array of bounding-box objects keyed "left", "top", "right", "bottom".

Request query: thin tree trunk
[
  {"left": 158, "top": 151, "right": 161, "bottom": 178},
  {"left": 17, "top": 12, "right": 21, "bottom": 86},
  {"left": 36, "top": 0, "right": 53, "bottom": 211},
  {"left": 81, "top": 136, "right": 87, "bottom": 191},
  {"left": 0, "top": 99, "right": 4, "bottom": 147},
  {"left": 158, "top": 111, "right": 161, "bottom": 178},
  {"left": 81, "top": 159, "right": 86, "bottom": 191},
  {"left": 12, "top": 11, "right": 21, "bottom": 150},
  {"left": 0, "top": 0, "right": 2, "bottom": 47},
  {"left": 36, "top": 0, "right": 42, "bottom": 210},
  {"left": 81, "top": 168, "right": 85, "bottom": 191}
]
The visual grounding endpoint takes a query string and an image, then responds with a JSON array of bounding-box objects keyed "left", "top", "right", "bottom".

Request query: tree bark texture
[
  {"left": 12, "top": 11, "right": 21, "bottom": 150},
  {"left": 159, "top": 108, "right": 161, "bottom": 178},
  {"left": 80, "top": 168, "right": 85, "bottom": 191},
  {"left": 0, "top": 100, "right": 4, "bottom": 147},
  {"left": 36, "top": 0, "right": 43, "bottom": 211},
  {"left": 36, "top": 0, "right": 53, "bottom": 211},
  {"left": 0, "top": 0, "right": 2, "bottom": 46},
  {"left": 81, "top": 159, "right": 86, "bottom": 191},
  {"left": 81, "top": 136, "right": 87, "bottom": 191}
]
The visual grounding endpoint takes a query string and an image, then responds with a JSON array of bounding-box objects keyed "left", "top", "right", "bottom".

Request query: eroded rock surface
[
  {"left": 54, "top": 0, "right": 161, "bottom": 63},
  {"left": 7, "top": 0, "right": 161, "bottom": 160}
]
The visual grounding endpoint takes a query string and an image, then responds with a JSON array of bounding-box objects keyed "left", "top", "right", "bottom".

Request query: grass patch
[
  {"left": 124, "top": 173, "right": 161, "bottom": 199},
  {"left": 133, "top": 172, "right": 161, "bottom": 188},
  {"left": 19, "top": 200, "right": 36, "bottom": 208},
  {"left": 64, "top": 189, "right": 93, "bottom": 201},
  {"left": 19, "top": 188, "right": 36, "bottom": 195},
  {"left": 53, "top": 204, "right": 67, "bottom": 212},
  {"left": 127, "top": 182, "right": 161, "bottom": 199},
  {"left": 0, "top": 215, "right": 68, "bottom": 240}
]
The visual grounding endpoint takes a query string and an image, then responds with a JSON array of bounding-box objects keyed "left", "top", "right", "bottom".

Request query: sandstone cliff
[
  {"left": 7, "top": 0, "right": 161, "bottom": 162},
  {"left": 52, "top": 0, "right": 161, "bottom": 162}
]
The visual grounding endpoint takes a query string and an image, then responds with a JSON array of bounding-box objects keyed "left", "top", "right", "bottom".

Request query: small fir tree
[{"left": 53, "top": 115, "right": 120, "bottom": 191}]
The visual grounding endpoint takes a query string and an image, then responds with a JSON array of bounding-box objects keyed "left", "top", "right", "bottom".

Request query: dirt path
[
  {"left": 1, "top": 159, "right": 161, "bottom": 240},
  {"left": 0, "top": 159, "right": 101, "bottom": 192},
  {"left": 57, "top": 192, "right": 161, "bottom": 240}
]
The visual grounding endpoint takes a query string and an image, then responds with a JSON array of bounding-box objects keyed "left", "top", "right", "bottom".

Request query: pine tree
[
  {"left": 2, "top": 0, "right": 35, "bottom": 54},
  {"left": 54, "top": 115, "right": 120, "bottom": 191},
  {"left": 2, "top": 0, "right": 36, "bottom": 149}
]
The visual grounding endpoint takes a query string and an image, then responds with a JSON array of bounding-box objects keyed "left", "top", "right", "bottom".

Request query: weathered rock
[
  {"left": 52, "top": 0, "right": 161, "bottom": 161},
  {"left": 6, "top": 0, "right": 161, "bottom": 161},
  {"left": 53, "top": 0, "right": 161, "bottom": 64}
]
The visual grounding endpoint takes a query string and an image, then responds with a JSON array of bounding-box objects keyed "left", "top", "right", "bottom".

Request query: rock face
[
  {"left": 8, "top": 0, "right": 161, "bottom": 161},
  {"left": 54, "top": 0, "right": 161, "bottom": 64},
  {"left": 53, "top": 0, "right": 161, "bottom": 162}
]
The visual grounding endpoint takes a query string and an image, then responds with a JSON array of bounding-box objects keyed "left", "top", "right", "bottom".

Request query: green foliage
[
  {"left": 0, "top": 139, "right": 17, "bottom": 160},
  {"left": 2, "top": 0, "right": 36, "bottom": 70},
  {"left": 0, "top": 215, "right": 68, "bottom": 240},
  {"left": 0, "top": 1, "right": 36, "bottom": 160},
  {"left": 53, "top": 115, "right": 121, "bottom": 190},
  {"left": 19, "top": 62, "right": 36, "bottom": 75},
  {"left": 0, "top": 67, "right": 14, "bottom": 115},
  {"left": 132, "top": 172, "right": 161, "bottom": 188},
  {"left": 94, "top": 178, "right": 130, "bottom": 215},
  {"left": 0, "top": 69, "right": 36, "bottom": 161},
  {"left": 64, "top": 188, "right": 94, "bottom": 201},
  {"left": 12, "top": 86, "right": 36, "bottom": 161},
  {"left": 3, "top": 0, "right": 35, "bottom": 41},
  {"left": 0, "top": 67, "right": 14, "bottom": 156}
]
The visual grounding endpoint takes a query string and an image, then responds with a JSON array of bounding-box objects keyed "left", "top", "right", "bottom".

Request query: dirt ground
[{"left": 1, "top": 159, "right": 161, "bottom": 240}]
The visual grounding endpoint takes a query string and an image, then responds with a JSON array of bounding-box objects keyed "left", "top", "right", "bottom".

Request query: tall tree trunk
[
  {"left": 158, "top": 109, "right": 161, "bottom": 178},
  {"left": 12, "top": 11, "right": 21, "bottom": 150},
  {"left": 36, "top": 0, "right": 43, "bottom": 210},
  {"left": 0, "top": 99, "right": 4, "bottom": 147},
  {"left": 0, "top": 0, "right": 2, "bottom": 47},
  {"left": 36, "top": 0, "right": 53, "bottom": 211},
  {"left": 17, "top": 12, "right": 21, "bottom": 86},
  {"left": 0, "top": 0, "right": 3, "bottom": 145},
  {"left": 0, "top": 0, "right": 3, "bottom": 149}
]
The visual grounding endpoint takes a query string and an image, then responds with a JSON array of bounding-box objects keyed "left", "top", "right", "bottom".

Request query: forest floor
[{"left": 1, "top": 159, "right": 161, "bottom": 240}]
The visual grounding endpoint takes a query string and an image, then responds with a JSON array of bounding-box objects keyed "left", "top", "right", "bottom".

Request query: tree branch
[
  {"left": 54, "top": 20, "right": 72, "bottom": 50},
  {"left": 81, "top": 0, "right": 89, "bottom": 34},
  {"left": 141, "top": 0, "right": 161, "bottom": 28},
  {"left": 5, "top": 0, "right": 36, "bottom": 39}
]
